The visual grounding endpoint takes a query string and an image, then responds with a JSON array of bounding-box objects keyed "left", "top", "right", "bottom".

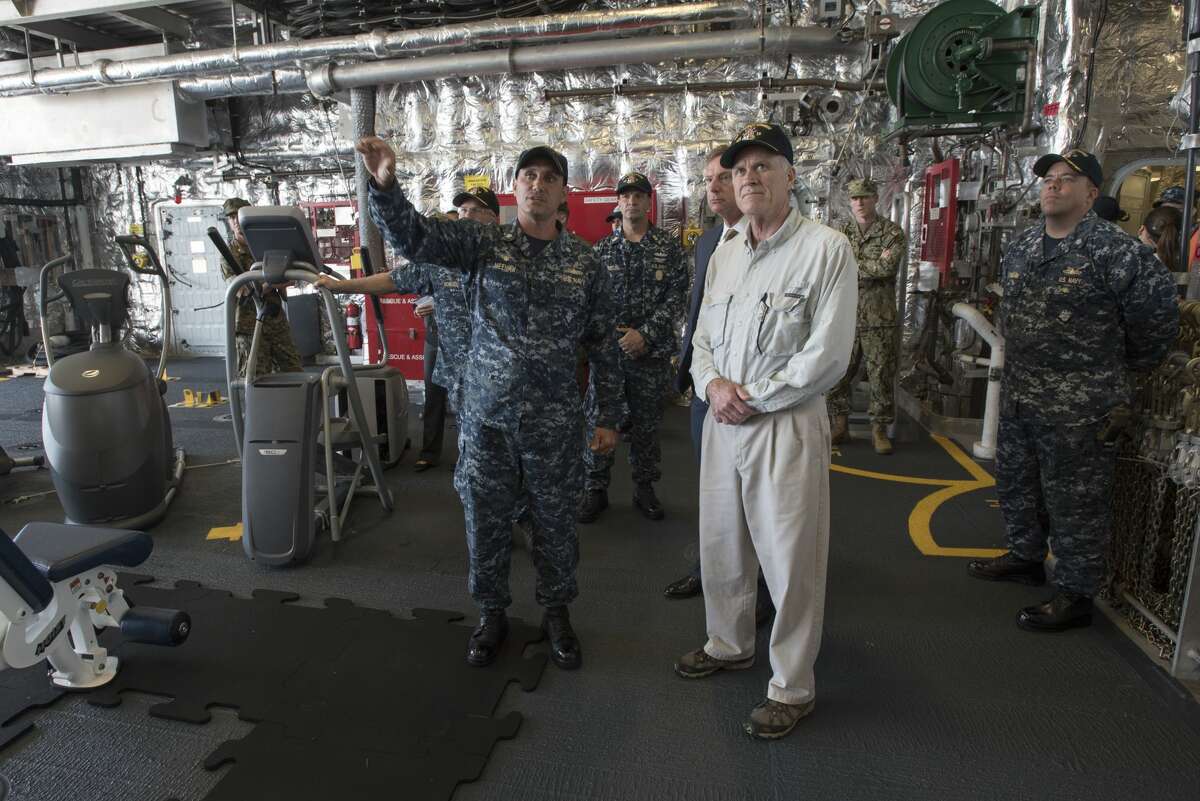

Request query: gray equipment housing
[
  {"left": 336, "top": 368, "right": 409, "bottom": 468},
  {"left": 241, "top": 373, "right": 323, "bottom": 563},
  {"left": 37, "top": 242, "right": 185, "bottom": 529},
  {"left": 225, "top": 206, "right": 393, "bottom": 566}
]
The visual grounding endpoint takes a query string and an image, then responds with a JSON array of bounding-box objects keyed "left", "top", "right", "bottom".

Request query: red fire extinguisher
[{"left": 345, "top": 301, "right": 362, "bottom": 350}]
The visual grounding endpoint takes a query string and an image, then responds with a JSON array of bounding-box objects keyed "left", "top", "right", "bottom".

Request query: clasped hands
[{"left": 707, "top": 378, "right": 757, "bottom": 425}]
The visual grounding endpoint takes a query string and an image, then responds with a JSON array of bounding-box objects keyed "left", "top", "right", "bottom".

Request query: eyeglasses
[{"left": 1041, "top": 174, "right": 1084, "bottom": 188}]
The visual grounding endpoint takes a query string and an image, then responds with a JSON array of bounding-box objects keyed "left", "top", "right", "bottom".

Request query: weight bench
[{"left": 0, "top": 522, "right": 190, "bottom": 689}]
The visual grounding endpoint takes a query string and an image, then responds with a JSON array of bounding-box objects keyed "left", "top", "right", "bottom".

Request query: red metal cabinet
[{"left": 919, "top": 159, "right": 960, "bottom": 287}]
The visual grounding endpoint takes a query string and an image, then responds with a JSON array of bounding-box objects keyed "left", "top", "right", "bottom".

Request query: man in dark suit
[{"left": 663, "top": 148, "right": 774, "bottom": 626}]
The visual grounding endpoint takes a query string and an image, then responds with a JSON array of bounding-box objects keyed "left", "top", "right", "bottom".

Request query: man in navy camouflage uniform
[
  {"left": 318, "top": 194, "right": 496, "bottom": 443},
  {"left": 968, "top": 150, "right": 1179, "bottom": 631},
  {"left": 579, "top": 171, "right": 688, "bottom": 522},
  {"left": 407, "top": 189, "right": 501, "bottom": 472},
  {"left": 351, "top": 136, "right": 621, "bottom": 670}
]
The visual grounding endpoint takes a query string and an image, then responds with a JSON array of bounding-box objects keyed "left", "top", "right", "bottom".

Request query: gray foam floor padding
[{"left": 2, "top": 357, "right": 1200, "bottom": 800}]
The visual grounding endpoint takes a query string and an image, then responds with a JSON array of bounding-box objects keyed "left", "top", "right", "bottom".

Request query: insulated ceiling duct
[{"left": 280, "top": 0, "right": 592, "bottom": 38}]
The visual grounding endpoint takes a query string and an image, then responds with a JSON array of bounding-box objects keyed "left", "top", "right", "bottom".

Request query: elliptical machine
[
  {"left": 224, "top": 207, "right": 393, "bottom": 566},
  {"left": 38, "top": 237, "right": 185, "bottom": 529}
]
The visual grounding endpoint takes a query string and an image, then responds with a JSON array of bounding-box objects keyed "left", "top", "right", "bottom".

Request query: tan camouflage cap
[
  {"left": 847, "top": 178, "right": 878, "bottom": 198},
  {"left": 223, "top": 197, "right": 251, "bottom": 217}
]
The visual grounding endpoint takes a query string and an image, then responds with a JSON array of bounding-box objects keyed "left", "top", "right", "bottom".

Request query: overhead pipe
[
  {"left": 179, "top": 26, "right": 858, "bottom": 101},
  {"left": 543, "top": 76, "right": 884, "bottom": 101},
  {"left": 351, "top": 86, "right": 384, "bottom": 275},
  {"left": 0, "top": 1, "right": 749, "bottom": 98},
  {"left": 349, "top": 84, "right": 391, "bottom": 368},
  {"left": 307, "top": 27, "right": 856, "bottom": 96}
]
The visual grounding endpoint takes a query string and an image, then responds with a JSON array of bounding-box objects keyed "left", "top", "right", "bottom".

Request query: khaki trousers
[{"left": 699, "top": 395, "right": 831, "bottom": 705}]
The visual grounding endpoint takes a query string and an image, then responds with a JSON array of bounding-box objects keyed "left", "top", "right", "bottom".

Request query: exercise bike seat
[{"left": 14, "top": 522, "right": 152, "bottom": 582}]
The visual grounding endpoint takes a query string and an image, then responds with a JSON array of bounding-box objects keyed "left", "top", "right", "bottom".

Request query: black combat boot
[
  {"left": 633, "top": 482, "right": 664, "bottom": 520},
  {"left": 577, "top": 489, "right": 608, "bottom": 523},
  {"left": 542, "top": 606, "right": 582, "bottom": 670},
  {"left": 966, "top": 552, "right": 1046, "bottom": 586},
  {"left": 1016, "top": 592, "right": 1093, "bottom": 632},
  {"left": 466, "top": 612, "right": 509, "bottom": 667}
]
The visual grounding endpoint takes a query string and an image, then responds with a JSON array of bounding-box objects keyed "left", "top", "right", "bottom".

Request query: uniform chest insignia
[
  {"left": 1062, "top": 266, "right": 1083, "bottom": 276},
  {"left": 1008, "top": 272, "right": 1020, "bottom": 280},
  {"left": 655, "top": 269, "right": 664, "bottom": 281},
  {"left": 1058, "top": 309, "right": 1072, "bottom": 323}
]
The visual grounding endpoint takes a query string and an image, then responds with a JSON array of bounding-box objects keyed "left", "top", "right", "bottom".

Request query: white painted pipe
[{"left": 951, "top": 302, "right": 1004, "bottom": 460}]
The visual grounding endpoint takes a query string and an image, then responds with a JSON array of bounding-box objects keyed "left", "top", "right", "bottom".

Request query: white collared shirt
[{"left": 690, "top": 207, "right": 858, "bottom": 413}]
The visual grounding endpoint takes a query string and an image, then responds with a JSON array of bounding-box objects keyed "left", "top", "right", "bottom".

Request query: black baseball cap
[
  {"left": 617, "top": 171, "right": 652, "bottom": 195},
  {"left": 1033, "top": 149, "right": 1103, "bottom": 188},
  {"left": 720, "top": 122, "right": 794, "bottom": 168},
  {"left": 606, "top": 208, "right": 623, "bottom": 223},
  {"left": 1092, "top": 195, "right": 1128, "bottom": 222},
  {"left": 515, "top": 146, "right": 568, "bottom": 182},
  {"left": 452, "top": 186, "right": 500, "bottom": 216}
]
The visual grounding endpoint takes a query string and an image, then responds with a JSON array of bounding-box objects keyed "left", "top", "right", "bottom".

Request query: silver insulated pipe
[
  {"left": 179, "top": 26, "right": 858, "bottom": 100},
  {"left": 0, "top": 1, "right": 750, "bottom": 98},
  {"left": 350, "top": 86, "right": 385, "bottom": 280}
]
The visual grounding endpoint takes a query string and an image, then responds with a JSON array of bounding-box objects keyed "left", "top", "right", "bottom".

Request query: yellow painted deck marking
[
  {"left": 831, "top": 463, "right": 961, "bottom": 487},
  {"left": 832, "top": 434, "right": 1005, "bottom": 559},
  {"left": 207, "top": 522, "right": 243, "bottom": 542}
]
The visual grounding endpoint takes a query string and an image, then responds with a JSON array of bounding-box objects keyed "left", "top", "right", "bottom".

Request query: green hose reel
[{"left": 885, "top": 0, "right": 1039, "bottom": 136}]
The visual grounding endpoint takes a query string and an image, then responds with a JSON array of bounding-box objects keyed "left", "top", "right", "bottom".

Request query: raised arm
[{"left": 358, "top": 136, "right": 488, "bottom": 275}]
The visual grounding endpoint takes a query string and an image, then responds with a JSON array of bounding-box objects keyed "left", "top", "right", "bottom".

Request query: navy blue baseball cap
[
  {"left": 721, "top": 122, "right": 794, "bottom": 168},
  {"left": 617, "top": 172, "right": 652, "bottom": 195},
  {"left": 453, "top": 186, "right": 500, "bottom": 216},
  {"left": 1154, "top": 185, "right": 1198, "bottom": 208},
  {"left": 1033, "top": 149, "right": 1103, "bottom": 188},
  {"left": 515, "top": 146, "right": 568, "bottom": 182}
]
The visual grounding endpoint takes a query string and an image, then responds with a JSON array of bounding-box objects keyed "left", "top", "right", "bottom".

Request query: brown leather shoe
[
  {"left": 674, "top": 647, "right": 754, "bottom": 678},
  {"left": 872, "top": 423, "right": 893, "bottom": 455},
  {"left": 830, "top": 414, "right": 849, "bottom": 444},
  {"left": 744, "top": 697, "right": 815, "bottom": 739}
]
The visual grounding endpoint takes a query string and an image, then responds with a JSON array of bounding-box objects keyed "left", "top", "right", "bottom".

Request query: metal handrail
[
  {"left": 36, "top": 253, "right": 73, "bottom": 369},
  {"left": 223, "top": 265, "right": 393, "bottom": 515}
]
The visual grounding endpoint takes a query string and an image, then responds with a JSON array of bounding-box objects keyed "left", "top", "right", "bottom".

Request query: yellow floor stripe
[
  {"left": 832, "top": 434, "right": 1005, "bottom": 560},
  {"left": 830, "top": 463, "right": 959, "bottom": 487},
  {"left": 207, "top": 522, "right": 243, "bottom": 541},
  {"left": 931, "top": 433, "right": 997, "bottom": 484}
]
